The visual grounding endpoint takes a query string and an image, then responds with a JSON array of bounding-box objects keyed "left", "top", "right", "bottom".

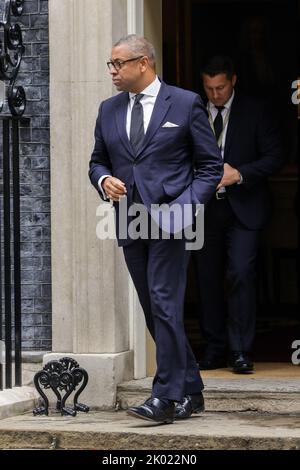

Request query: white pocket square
[{"left": 162, "top": 121, "right": 180, "bottom": 128}]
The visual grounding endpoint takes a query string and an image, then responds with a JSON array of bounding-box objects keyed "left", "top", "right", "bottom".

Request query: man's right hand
[{"left": 102, "top": 176, "right": 127, "bottom": 202}]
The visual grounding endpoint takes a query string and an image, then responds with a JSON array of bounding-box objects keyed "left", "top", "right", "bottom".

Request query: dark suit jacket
[
  {"left": 223, "top": 94, "right": 283, "bottom": 230},
  {"left": 89, "top": 81, "right": 223, "bottom": 245}
]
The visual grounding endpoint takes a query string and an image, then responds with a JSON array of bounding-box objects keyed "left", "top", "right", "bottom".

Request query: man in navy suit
[
  {"left": 194, "top": 56, "right": 283, "bottom": 373},
  {"left": 89, "top": 35, "right": 223, "bottom": 423}
]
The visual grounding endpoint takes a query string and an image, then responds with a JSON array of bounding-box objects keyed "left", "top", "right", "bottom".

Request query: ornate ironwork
[
  {"left": 0, "top": 0, "right": 26, "bottom": 115},
  {"left": 33, "top": 357, "right": 89, "bottom": 417}
]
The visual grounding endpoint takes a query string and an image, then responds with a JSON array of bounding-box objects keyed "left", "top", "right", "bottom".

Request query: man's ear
[
  {"left": 232, "top": 74, "right": 237, "bottom": 87},
  {"left": 140, "top": 56, "right": 149, "bottom": 72}
]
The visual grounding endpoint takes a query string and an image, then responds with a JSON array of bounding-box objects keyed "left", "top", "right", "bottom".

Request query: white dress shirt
[
  {"left": 208, "top": 89, "right": 235, "bottom": 160},
  {"left": 98, "top": 76, "right": 161, "bottom": 199},
  {"left": 126, "top": 75, "right": 161, "bottom": 137},
  {"left": 208, "top": 90, "right": 242, "bottom": 188}
]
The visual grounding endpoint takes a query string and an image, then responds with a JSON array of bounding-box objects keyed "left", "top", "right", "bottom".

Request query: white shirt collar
[
  {"left": 209, "top": 89, "right": 235, "bottom": 113},
  {"left": 129, "top": 76, "right": 161, "bottom": 100}
]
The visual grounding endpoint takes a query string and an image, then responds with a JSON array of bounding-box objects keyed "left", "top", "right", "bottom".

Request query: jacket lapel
[
  {"left": 136, "top": 82, "right": 171, "bottom": 159},
  {"left": 115, "top": 92, "right": 135, "bottom": 159},
  {"left": 114, "top": 82, "right": 171, "bottom": 160},
  {"left": 224, "top": 94, "right": 240, "bottom": 160}
]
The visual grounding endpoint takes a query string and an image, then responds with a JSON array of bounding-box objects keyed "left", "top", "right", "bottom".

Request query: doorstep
[
  {"left": 117, "top": 363, "right": 300, "bottom": 414},
  {"left": 0, "top": 352, "right": 43, "bottom": 419},
  {"left": 0, "top": 409, "right": 300, "bottom": 450},
  {"left": 0, "top": 363, "right": 299, "bottom": 450}
]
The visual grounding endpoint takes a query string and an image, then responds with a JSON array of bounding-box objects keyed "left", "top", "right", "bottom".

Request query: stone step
[
  {"left": 0, "top": 409, "right": 300, "bottom": 450},
  {"left": 117, "top": 377, "right": 300, "bottom": 414},
  {"left": 0, "top": 386, "right": 39, "bottom": 420}
]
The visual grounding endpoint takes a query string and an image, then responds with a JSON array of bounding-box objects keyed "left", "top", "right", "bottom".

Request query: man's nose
[{"left": 212, "top": 89, "right": 219, "bottom": 99}]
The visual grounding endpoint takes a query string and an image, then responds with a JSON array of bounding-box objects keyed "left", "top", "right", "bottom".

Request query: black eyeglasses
[{"left": 106, "top": 56, "right": 144, "bottom": 72}]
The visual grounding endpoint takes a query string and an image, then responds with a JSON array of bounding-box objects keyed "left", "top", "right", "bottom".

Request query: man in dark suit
[
  {"left": 194, "top": 56, "right": 283, "bottom": 373},
  {"left": 89, "top": 35, "right": 223, "bottom": 423}
]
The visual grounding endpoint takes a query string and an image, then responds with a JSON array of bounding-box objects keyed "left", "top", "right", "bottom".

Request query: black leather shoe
[
  {"left": 127, "top": 397, "right": 175, "bottom": 424},
  {"left": 198, "top": 356, "right": 227, "bottom": 370},
  {"left": 229, "top": 351, "right": 254, "bottom": 373},
  {"left": 175, "top": 392, "right": 205, "bottom": 420}
]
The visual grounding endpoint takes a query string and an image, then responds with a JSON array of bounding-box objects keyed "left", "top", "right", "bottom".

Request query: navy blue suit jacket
[
  {"left": 89, "top": 81, "right": 223, "bottom": 245},
  {"left": 223, "top": 94, "right": 283, "bottom": 230}
]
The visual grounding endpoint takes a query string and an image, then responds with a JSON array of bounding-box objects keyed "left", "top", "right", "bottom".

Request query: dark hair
[
  {"left": 201, "top": 56, "right": 236, "bottom": 80},
  {"left": 113, "top": 34, "right": 156, "bottom": 69}
]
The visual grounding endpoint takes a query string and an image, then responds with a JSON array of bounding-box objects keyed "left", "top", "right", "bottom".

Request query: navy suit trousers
[
  {"left": 123, "top": 236, "right": 203, "bottom": 402},
  {"left": 193, "top": 198, "right": 260, "bottom": 355}
]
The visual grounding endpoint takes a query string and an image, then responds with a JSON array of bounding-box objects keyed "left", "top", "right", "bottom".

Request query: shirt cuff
[
  {"left": 237, "top": 172, "right": 243, "bottom": 185},
  {"left": 98, "top": 175, "right": 111, "bottom": 200}
]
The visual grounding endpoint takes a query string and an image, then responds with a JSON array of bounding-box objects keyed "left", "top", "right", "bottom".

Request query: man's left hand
[{"left": 217, "top": 163, "right": 241, "bottom": 190}]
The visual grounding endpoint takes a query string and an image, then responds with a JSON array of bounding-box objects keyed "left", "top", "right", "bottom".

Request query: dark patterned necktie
[
  {"left": 130, "top": 94, "right": 144, "bottom": 203},
  {"left": 213, "top": 105, "right": 224, "bottom": 143},
  {"left": 130, "top": 93, "right": 145, "bottom": 155}
]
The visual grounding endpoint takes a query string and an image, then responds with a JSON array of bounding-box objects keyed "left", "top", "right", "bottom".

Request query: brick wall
[{"left": 0, "top": 0, "right": 51, "bottom": 350}]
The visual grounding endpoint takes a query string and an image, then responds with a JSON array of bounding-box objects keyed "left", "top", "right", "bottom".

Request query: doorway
[{"left": 162, "top": 0, "right": 299, "bottom": 363}]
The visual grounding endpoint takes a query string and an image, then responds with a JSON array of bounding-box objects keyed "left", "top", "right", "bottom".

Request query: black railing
[
  {"left": 0, "top": 0, "right": 27, "bottom": 390},
  {"left": 0, "top": 116, "right": 29, "bottom": 390}
]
